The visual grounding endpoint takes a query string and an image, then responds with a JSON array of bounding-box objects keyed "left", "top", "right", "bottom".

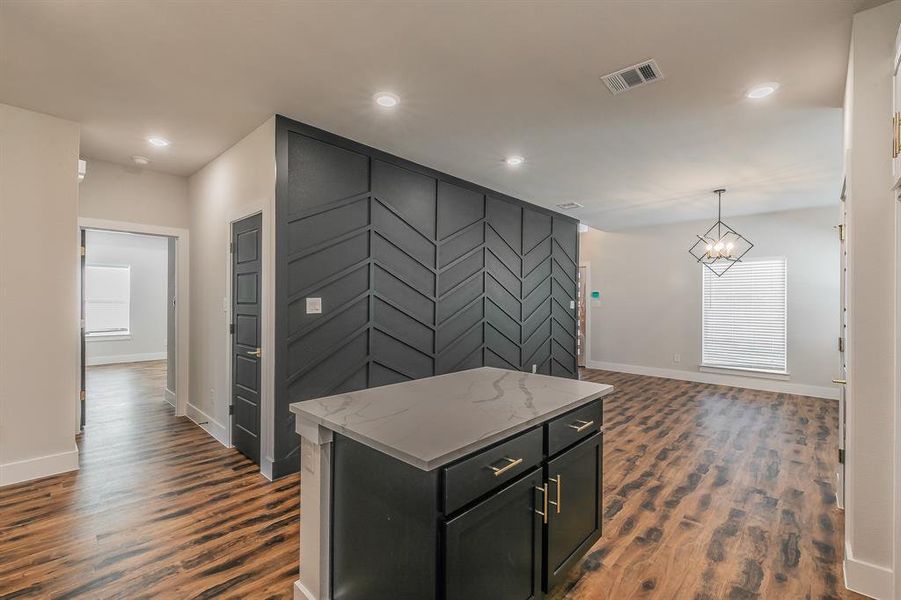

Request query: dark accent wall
[{"left": 273, "top": 115, "right": 579, "bottom": 477}]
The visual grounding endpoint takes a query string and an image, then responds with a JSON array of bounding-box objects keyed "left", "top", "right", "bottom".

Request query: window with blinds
[
  {"left": 85, "top": 264, "right": 131, "bottom": 335},
  {"left": 701, "top": 258, "right": 787, "bottom": 373}
]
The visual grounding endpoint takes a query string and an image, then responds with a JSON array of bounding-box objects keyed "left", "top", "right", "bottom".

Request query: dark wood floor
[
  {"left": 0, "top": 361, "right": 299, "bottom": 599},
  {"left": 0, "top": 364, "right": 861, "bottom": 599},
  {"left": 558, "top": 370, "right": 863, "bottom": 600}
]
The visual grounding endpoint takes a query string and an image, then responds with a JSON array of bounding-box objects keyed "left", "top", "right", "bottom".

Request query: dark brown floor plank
[{"left": 0, "top": 364, "right": 863, "bottom": 599}]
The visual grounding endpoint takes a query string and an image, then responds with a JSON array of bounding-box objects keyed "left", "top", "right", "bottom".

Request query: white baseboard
[
  {"left": 86, "top": 351, "right": 167, "bottom": 366},
  {"left": 844, "top": 550, "right": 894, "bottom": 599},
  {"left": 586, "top": 360, "right": 839, "bottom": 400},
  {"left": 165, "top": 388, "right": 176, "bottom": 407},
  {"left": 260, "top": 456, "right": 274, "bottom": 481},
  {"left": 186, "top": 403, "right": 230, "bottom": 448},
  {"left": 294, "top": 580, "right": 316, "bottom": 600},
  {"left": 0, "top": 448, "right": 79, "bottom": 487}
]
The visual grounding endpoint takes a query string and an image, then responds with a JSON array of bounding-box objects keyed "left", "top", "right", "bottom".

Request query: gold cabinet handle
[
  {"left": 567, "top": 419, "right": 595, "bottom": 432},
  {"left": 246, "top": 348, "right": 262, "bottom": 358},
  {"left": 535, "top": 484, "right": 548, "bottom": 523},
  {"left": 549, "top": 475, "right": 562, "bottom": 513},
  {"left": 489, "top": 457, "right": 522, "bottom": 477},
  {"left": 832, "top": 378, "right": 847, "bottom": 385}
]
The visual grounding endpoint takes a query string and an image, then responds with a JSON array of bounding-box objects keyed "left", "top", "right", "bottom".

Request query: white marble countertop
[{"left": 289, "top": 367, "right": 614, "bottom": 471}]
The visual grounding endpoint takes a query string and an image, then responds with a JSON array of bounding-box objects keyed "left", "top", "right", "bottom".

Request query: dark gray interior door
[{"left": 231, "top": 213, "right": 262, "bottom": 464}]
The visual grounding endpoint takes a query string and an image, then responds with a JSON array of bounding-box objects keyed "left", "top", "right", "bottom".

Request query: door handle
[
  {"left": 246, "top": 348, "right": 262, "bottom": 358},
  {"left": 535, "top": 484, "right": 548, "bottom": 524},
  {"left": 832, "top": 379, "right": 847, "bottom": 385},
  {"left": 549, "top": 475, "right": 562, "bottom": 513}
]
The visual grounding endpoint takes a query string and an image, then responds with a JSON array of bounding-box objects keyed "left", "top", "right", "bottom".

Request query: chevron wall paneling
[{"left": 273, "top": 116, "right": 578, "bottom": 477}]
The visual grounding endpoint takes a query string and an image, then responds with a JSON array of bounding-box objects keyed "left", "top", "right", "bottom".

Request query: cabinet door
[
  {"left": 545, "top": 432, "right": 602, "bottom": 592},
  {"left": 445, "top": 468, "right": 543, "bottom": 600}
]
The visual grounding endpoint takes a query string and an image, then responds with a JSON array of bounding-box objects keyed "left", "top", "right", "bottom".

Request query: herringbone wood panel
[{"left": 276, "top": 125, "right": 579, "bottom": 471}]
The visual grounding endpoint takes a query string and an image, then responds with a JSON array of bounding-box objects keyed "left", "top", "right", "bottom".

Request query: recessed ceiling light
[
  {"left": 132, "top": 155, "right": 150, "bottom": 165},
  {"left": 147, "top": 136, "right": 170, "bottom": 147},
  {"left": 746, "top": 83, "right": 779, "bottom": 99},
  {"left": 374, "top": 92, "right": 399, "bottom": 108},
  {"left": 505, "top": 155, "right": 525, "bottom": 167}
]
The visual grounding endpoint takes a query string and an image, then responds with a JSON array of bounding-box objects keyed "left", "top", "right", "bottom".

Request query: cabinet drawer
[
  {"left": 444, "top": 427, "right": 543, "bottom": 514},
  {"left": 546, "top": 400, "right": 602, "bottom": 457}
]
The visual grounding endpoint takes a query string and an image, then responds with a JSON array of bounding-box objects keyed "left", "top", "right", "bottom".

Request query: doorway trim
[
  {"left": 579, "top": 261, "right": 591, "bottom": 368},
  {"left": 224, "top": 204, "right": 275, "bottom": 480},
  {"left": 78, "top": 218, "right": 190, "bottom": 418}
]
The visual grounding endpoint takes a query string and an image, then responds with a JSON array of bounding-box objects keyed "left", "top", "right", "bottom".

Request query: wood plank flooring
[
  {"left": 556, "top": 370, "right": 863, "bottom": 600},
  {"left": 0, "top": 364, "right": 862, "bottom": 599},
  {"left": 0, "top": 361, "right": 299, "bottom": 599}
]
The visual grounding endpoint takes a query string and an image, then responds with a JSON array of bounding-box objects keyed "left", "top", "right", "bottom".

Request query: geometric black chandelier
[{"left": 687, "top": 188, "right": 753, "bottom": 277}]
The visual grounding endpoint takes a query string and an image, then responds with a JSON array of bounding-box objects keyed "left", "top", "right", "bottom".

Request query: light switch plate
[{"left": 306, "top": 297, "right": 322, "bottom": 314}]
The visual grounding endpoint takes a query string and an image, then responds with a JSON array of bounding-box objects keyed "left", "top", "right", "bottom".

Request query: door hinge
[
  {"left": 838, "top": 448, "right": 845, "bottom": 464},
  {"left": 837, "top": 223, "right": 845, "bottom": 241},
  {"left": 80, "top": 245, "right": 86, "bottom": 256},
  {"left": 229, "top": 242, "right": 235, "bottom": 254},
  {"left": 229, "top": 323, "right": 235, "bottom": 334},
  {"left": 80, "top": 390, "right": 86, "bottom": 401},
  {"left": 229, "top": 404, "right": 234, "bottom": 415},
  {"left": 838, "top": 336, "right": 844, "bottom": 353}
]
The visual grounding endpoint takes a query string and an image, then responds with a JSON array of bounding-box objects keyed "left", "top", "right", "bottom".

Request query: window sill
[
  {"left": 85, "top": 332, "right": 131, "bottom": 342},
  {"left": 699, "top": 365, "right": 790, "bottom": 380}
]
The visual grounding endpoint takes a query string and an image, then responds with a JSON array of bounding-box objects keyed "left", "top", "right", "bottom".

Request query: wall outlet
[
  {"left": 209, "top": 388, "right": 215, "bottom": 402},
  {"left": 531, "top": 364, "right": 537, "bottom": 374},
  {"left": 673, "top": 354, "right": 681, "bottom": 364},
  {"left": 306, "top": 297, "right": 322, "bottom": 314}
]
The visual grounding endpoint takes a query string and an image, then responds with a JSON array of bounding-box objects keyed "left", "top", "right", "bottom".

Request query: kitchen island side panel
[{"left": 273, "top": 115, "right": 579, "bottom": 477}]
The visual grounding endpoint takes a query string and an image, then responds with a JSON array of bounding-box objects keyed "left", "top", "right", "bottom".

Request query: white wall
[
  {"left": 580, "top": 206, "right": 840, "bottom": 399},
  {"left": 79, "top": 159, "right": 189, "bottom": 229},
  {"left": 187, "top": 117, "right": 275, "bottom": 472},
  {"left": 842, "top": 2, "right": 901, "bottom": 598},
  {"left": 0, "top": 104, "right": 80, "bottom": 486},
  {"left": 84, "top": 230, "right": 169, "bottom": 366}
]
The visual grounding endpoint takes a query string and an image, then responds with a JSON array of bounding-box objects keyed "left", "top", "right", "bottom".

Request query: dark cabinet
[
  {"left": 544, "top": 433, "right": 603, "bottom": 591},
  {"left": 445, "top": 468, "right": 544, "bottom": 600},
  {"left": 330, "top": 400, "right": 603, "bottom": 599}
]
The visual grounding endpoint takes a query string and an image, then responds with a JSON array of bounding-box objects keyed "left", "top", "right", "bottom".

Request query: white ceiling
[{"left": 0, "top": 0, "right": 881, "bottom": 230}]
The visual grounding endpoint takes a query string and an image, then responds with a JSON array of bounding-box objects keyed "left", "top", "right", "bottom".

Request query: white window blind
[
  {"left": 702, "top": 258, "right": 787, "bottom": 373},
  {"left": 85, "top": 265, "right": 131, "bottom": 335}
]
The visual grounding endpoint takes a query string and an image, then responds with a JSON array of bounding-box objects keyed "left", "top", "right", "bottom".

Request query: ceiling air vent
[
  {"left": 556, "top": 202, "right": 584, "bottom": 210},
  {"left": 601, "top": 59, "right": 664, "bottom": 95}
]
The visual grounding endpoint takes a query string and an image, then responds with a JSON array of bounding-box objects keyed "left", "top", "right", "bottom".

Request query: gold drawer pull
[
  {"left": 549, "top": 475, "right": 562, "bottom": 513},
  {"left": 489, "top": 457, "right": 523, "bottom": 476},
  {"left": 535, "top": 483, "right": 548, "bottom": 523},
  {"left": 567, "top": 419, "right": 595, "bottom": 433}
]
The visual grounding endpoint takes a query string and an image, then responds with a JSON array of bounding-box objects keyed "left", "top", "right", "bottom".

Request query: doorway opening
[
  {"left": 79, "top": 228, "right": 177, "bottom": 429},
  {"left": 577, "top": 263, "right": 589, "bottom": 369}
]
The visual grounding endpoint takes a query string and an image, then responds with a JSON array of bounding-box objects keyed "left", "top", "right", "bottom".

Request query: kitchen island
[{"left": 289, "top": 366, "right": 614, "bottom": 600}]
